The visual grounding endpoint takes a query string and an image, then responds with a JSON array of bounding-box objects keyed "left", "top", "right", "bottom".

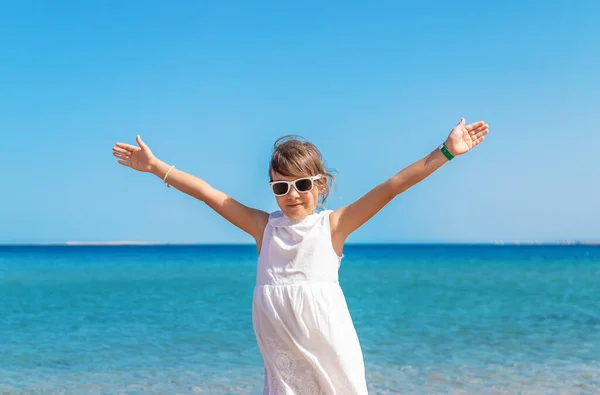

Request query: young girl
[{"left": 112, "top": 118, "right": 488, "bottom": 394}]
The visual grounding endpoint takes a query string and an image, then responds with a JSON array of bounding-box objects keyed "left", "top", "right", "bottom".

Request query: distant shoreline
[{"left": 1, "top": 241, "right": 599, "bottom": 247}]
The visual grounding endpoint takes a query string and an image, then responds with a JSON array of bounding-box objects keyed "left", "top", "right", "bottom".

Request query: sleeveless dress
[{"left": 252, "top": 209, "right": 369, "bottom": 395}]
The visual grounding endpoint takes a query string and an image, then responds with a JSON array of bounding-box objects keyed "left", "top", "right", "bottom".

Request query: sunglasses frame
[{"left": 269, "top": 174, "right": 323, "bottom": 196}]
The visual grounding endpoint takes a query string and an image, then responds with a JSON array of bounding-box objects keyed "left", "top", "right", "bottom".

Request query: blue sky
[{"left": 1, "top": 1, "right": 598, "bottom": 244}]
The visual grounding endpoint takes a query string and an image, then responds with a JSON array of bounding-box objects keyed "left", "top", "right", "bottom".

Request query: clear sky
[{"left": 1, "top": 1, "right": 598, "bottom": 244}]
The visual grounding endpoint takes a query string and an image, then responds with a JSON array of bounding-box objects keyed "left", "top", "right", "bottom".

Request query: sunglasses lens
[
  {"left": 295, "top": 179, "right": 313, "bottom": 192},
  {"left": 272, "top": 182, "right": 289, "bottom": 195}
]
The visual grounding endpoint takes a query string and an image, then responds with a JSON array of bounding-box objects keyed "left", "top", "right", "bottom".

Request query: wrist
[
  {"left": 439, "top": 142, "right": 455, "bottom": 161},
  {"left": 151, "top": 159, "right": 169, "bottom": 178}
]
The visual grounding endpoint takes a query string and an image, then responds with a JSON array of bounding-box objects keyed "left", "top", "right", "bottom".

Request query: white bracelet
[{"left": 163, "top": 165, "right": 175, "bottom": 188}]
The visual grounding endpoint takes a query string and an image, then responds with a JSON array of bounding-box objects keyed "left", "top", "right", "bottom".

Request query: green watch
[{"left": 439, "top": 143, "right": 454, "bottom": 161}]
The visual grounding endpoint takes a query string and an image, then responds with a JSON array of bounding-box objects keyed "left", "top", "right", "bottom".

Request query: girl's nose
[{"left": 288, "top": 186, "right": 300, "bottom": 198}]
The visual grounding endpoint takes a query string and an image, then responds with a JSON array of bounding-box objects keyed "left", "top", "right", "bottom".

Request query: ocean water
[{"left": 1, "top": 245, "right": 599, "bottom": 394}]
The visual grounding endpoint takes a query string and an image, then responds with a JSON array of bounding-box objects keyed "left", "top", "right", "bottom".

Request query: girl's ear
[
  {"left": 318, "top": 176, "right": 328, "bottom": 194},
  {"left": 318, "top": 177, "right": 329, "bottom": 208}
]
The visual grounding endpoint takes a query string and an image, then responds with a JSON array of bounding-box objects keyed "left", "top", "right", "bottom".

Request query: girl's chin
[
  {"left": 284, "top": 206, "right": 304, "bottom": 215},
  {"left": 286, "top": 207, "right": 303, "bottom": 215}
]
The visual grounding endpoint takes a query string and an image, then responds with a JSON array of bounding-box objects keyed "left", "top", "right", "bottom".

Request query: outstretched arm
[
  {"left": 112, "top": 136, "right": 269, "bottom": 244},
  {"left": 330, "top": 118, "right": 488, "bottom": 248}
]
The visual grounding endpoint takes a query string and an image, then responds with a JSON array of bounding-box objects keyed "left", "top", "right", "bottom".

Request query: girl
[{"left": 112, "top": 118, "right": 488, "bottom": 394}]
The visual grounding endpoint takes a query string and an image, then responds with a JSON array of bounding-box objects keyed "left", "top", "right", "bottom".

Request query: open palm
[
  {"left": 445, "top": 118, "right": 489, "bottom": 156},
  {"left": 112, "top": 135, "right": 156, "bottom": 172}
]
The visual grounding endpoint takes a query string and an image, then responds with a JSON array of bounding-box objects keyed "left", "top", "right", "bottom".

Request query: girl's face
[{"left": 270, "top": 172, "right": 324, "bottom": 220}]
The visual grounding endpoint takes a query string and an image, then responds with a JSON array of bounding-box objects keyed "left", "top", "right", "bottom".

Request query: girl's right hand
[{"left": 112, "top": 135, "right": 157, "bottom": 173}]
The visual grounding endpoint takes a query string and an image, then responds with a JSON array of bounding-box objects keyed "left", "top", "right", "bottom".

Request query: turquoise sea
[{"left": 1, "top": 245, "right": 599, "bottom": 394}]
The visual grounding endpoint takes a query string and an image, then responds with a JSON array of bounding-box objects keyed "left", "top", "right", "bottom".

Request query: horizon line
[{"left": 0, "top": 241, "right": 599, "bottom": 247}]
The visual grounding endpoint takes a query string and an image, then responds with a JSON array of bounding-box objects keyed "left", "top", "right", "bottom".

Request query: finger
[
  {"left": 471, "top": 131, "right": 487, "bottom": 142},
  {"left": 116, "top": 142, "right": 137, "bottom": 152},
  {"left": 455, "top": 117, "right": 465, "bottom": 128},
  {"left": 472, "top": 135, "right": 485, "bottom": 146},
  {"left": 465, "top": 121, "right": 485, "bottom": 132},
  {"left": 113, "top": 151, "right": 130, "bottom": 160},
  {"left": 475, "top": 125, "right": 488, "bottom": 135},
  {"left": 112, "top": 146, "right": 129, "bottom": 155},
  {"left": 118, "top": 160, "right": 132, "bottom": 167},
  {"left": 469, "top": 123, "right": 488, "bottom": 136},
  {"left": 136, "top": 135, "right": 149, "bottom": 151}
]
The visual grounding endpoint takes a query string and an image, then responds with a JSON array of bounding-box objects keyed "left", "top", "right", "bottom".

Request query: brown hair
[{"left": 269, "top": 135, "right": 335, "bottom": 204}]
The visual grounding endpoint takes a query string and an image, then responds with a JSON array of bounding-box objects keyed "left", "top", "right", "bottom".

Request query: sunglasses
[{"left": 269, "top": 175, "right": 322, "bottom": 196}]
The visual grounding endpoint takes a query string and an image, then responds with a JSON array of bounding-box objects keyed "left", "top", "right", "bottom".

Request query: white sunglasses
[{"left": 269, "top": 175, "right": 322, "bottom": 196}]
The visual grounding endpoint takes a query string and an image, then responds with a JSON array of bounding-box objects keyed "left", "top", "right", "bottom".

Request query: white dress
[{"left": 252, "top": 209, "right": 369, "bottom": 395}]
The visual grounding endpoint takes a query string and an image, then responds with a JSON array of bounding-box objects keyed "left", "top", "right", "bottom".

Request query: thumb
[
  {"left": 136, "top": 135, "right": 149, "bottom": 150},
  {"left": 457, "top": 117, "right": 465, "bottom": 127}
]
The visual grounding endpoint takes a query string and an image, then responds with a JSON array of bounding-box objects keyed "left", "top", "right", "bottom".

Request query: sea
[{"left": 1, "top": 244, "right": 599, "bottom": 394}]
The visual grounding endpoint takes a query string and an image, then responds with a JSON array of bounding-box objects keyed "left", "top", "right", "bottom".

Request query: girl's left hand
[{"left": 444, "top": 118, "right": 489, "bottom": 156}]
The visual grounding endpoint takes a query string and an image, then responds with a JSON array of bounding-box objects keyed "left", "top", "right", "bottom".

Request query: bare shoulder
[
  {"left": 255, "top": 210, "right": 269, "bottom": 235},
  {"left": 329, "top": 208, "right": 346, "bottom": 257},
  {"left": 329, "top": 208, "right": 343, "bottom": 233},
  {"left": 254, "top": 210, "right": 270, "bottom": 255}
]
